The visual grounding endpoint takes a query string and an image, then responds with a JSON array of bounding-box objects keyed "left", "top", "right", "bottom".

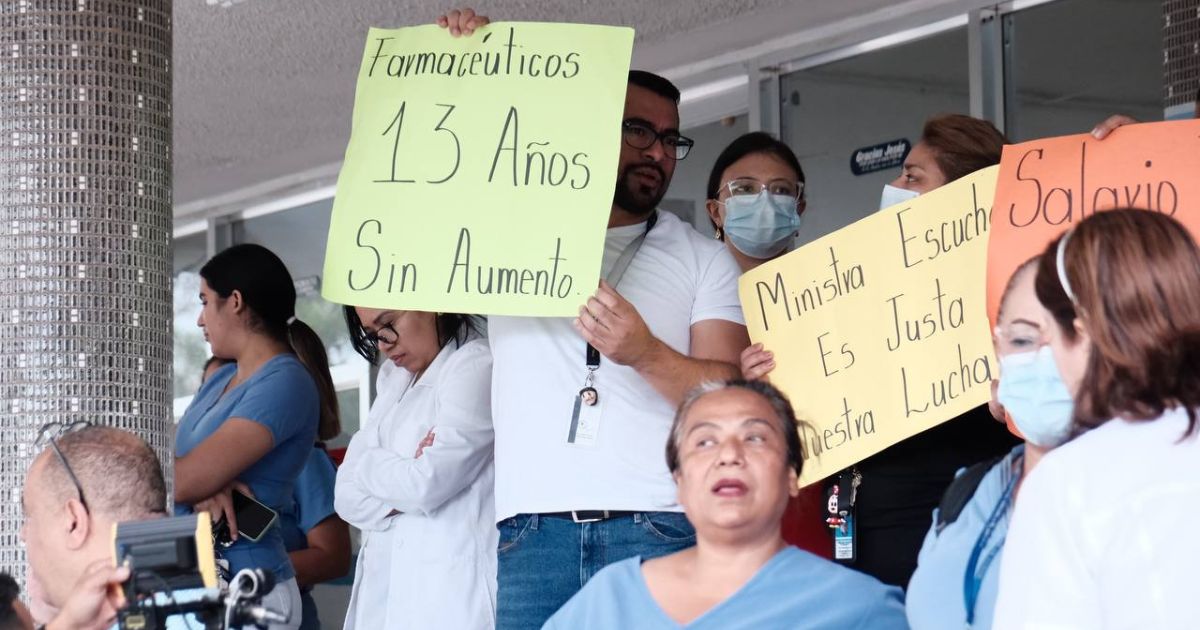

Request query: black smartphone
[{"left": 214, "top": 489, "right": 278, "bottom": 545}]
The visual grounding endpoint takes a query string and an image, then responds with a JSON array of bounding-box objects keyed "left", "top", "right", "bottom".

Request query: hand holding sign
[
  {"left": 574, "top": 280, "right": 655, "bottom": 368},
  {"left": 740, "top": 343, "right": 775, "bottom": 382},
  {"left": 322, "top": 22, "right": 635, "bottom": 317},
  {"left": 739, "top": 167, "right": 999, "bottom": 486},
  {"left": 437, "top": 8, "right": 490, "bottom": 37},
  {"left": 986, "top": 119, "right": 1200, "bottom": 323}
]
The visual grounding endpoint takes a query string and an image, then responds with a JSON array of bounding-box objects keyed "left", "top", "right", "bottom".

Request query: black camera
[{"left": 112, "top": 513, "right": 286, "bottom": 630}]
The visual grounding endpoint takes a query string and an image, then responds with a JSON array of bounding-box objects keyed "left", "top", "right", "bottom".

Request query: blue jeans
[{"left": 495, "top": 512, "right": 696, "bottom": 630}]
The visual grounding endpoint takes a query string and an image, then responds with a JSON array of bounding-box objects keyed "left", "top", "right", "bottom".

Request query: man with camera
[{"left": 21, "top": 425, "right": 168, "bottom": 630}]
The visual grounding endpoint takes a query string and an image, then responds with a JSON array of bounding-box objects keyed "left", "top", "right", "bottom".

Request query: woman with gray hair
[{"left": 543, "top": 380, "right": 907, "bottom": 629}]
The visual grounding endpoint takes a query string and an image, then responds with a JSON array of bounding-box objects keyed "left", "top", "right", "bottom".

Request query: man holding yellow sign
[{"left": 323, "top": 9, "right": 750, "bottom": 629}]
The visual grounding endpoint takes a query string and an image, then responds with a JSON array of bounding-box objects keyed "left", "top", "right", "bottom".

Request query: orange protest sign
[{"left": 986, "top": 119, "right": 1200, "bottom": 323}]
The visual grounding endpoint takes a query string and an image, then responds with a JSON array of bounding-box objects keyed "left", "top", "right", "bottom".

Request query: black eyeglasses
[
  {"left": 35, "top": 421, "right": 92, "bottom": 513},
  {"left": 622, "top": 120, "right": 694, "bottom": 160},
  {"left": 363, "top": 322, "right": 399, "bottom": 348}
]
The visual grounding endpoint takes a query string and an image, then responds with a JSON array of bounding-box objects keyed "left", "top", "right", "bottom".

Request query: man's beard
[{"left": 613, "top": 163, "right": 668, "bottom": 216}]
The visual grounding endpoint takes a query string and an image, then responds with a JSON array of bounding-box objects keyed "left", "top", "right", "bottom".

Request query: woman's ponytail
[{"left": 287, "top": 318, "right": 342, "bottom": 441}]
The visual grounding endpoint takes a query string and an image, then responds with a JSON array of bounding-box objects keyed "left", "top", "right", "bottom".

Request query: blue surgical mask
[
  {"left": 996, "top": 346, "right": 1076, "bottom": 447},
  {"left": 722, "top": 191, "right": 802, "bottom": 259},
  {"left": 880, "top": 184, "right": 920, "bottom": 210}
]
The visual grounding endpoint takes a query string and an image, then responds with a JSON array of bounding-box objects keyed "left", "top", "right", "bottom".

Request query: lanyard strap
[
  {"left": 586, "top": 211, "right": 658, "bottom": 370},
  {"left": 963, "top": 459, "right": 1021, "bottom": 626}
]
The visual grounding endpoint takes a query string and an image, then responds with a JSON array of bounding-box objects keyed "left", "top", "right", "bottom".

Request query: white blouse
[
  {"left": 993, "top": 407, "right": 1200, "bottom": 629},
  {"left": 335, "top": 337, "right": 497, "bottom": 630}
]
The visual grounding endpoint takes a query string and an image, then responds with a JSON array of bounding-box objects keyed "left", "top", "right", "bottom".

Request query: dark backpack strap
[{"left": 935, "top": 455, "right": 1003, "bottom": 534}]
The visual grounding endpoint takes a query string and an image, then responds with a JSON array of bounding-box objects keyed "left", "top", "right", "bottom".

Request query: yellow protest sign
[
  {"left": 322, "top": 23, "right": 635, "bottom": 316},
  {"left": 739, "top": 167, "right": 999, "bottom": 486}
]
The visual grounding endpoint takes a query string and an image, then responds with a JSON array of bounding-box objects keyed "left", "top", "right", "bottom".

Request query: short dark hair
[
  {"left": 0, "top": 573, "right": 20, "bottom": 630},
  {"left": 629, "top": 70, "right": 680, "bottom": 104},
  {"left": 920, "top": 114, "right": 1009, "bottom": 183},
  {"left": 44, "top": 427, "right": 167, "bottom": 521},
  {"left": 666, "top": 380, "right": 804, "bottom": 476},
  {"left": 343, "top": 306, "right": 475, "bottom": 364}
]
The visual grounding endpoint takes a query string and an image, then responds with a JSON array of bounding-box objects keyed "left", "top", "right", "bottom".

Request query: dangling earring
[{"left": 714, "top": 227, "right": 723, "bottom": 240}]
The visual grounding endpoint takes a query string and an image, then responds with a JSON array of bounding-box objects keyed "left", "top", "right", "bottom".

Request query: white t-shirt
[
  {"left": 489, "top": 211, "right": 745, "bottom": 520},
  {"left": 993, "top": 407, "right": 1200, "bottom": 630}
]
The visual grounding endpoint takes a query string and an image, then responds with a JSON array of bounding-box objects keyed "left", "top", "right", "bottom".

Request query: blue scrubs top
[
  {"left": 278, "top": 446, "right": 338, "bottom": 553},
  {"left": 175, "top": 354, "right": 319, "bottom": 582},
  {"left": 906, "top": 445, "right": 1025, "bottom": 630},
  {"left": 544, "top": 546, "right": 908, "bottom": 629},
  {"left": 278, "top": 446, "right": 339, "bottom": 630}
]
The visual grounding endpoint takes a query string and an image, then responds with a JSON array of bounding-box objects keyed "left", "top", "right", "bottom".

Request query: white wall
[{"left": 781, "top": 72, "right": 971, "bottom": 246}]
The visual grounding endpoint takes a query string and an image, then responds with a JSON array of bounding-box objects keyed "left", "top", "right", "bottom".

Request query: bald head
[{"left": 38, "top": 426, "right": 166, "bottom": 521}]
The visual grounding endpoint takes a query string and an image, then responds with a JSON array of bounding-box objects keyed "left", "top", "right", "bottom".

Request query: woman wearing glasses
[
  {"left": 994, "top": 210, "right": 1200, "bottom": 629},
  {"left": 174, "top": 244, "right": 340, "bottom": 630},
  {"left": 335, "top": 308, "right": 496, "bottom": 630},
  {"left": 703, "top": 132, "right": 806, "bottom": 274},
  {"left": 703, "top": 133, "right": 830, "bottom": 558},
  {"left": 743, "top": 115, "right": 1019, "bottom": 588},
  {"left": 905, "top": 258, "right": 1060, "bottom": 630}
]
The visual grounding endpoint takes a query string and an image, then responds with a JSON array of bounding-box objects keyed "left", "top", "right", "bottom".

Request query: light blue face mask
[
  {"left": 879, "top": 184, "right": 920, "bottom": 210},
  {"left": 996, "top": 346, "right": 1076, "bottom": 447},
  {"left": 722, "top": 191, "right": 802, "bottom": 259}
]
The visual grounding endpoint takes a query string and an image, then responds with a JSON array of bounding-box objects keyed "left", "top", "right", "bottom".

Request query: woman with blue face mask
[
  {"left": 743, "top": 115, "right": 1020, "bottom": 589},
  {"left": 994, "top": 209, "right": 1200, "bottom": 629},
  {"left": 905, "top": 257, "right": 1071, "bottom": 630},
  {"left": 705, "top": 133, "right": 832, "bottom": 557},
  {"left": 881, "top": 114, "right": 1008, "bottom": 209},
  {"left": 704, "top": 132, "right": 807, "bottom": 273}
]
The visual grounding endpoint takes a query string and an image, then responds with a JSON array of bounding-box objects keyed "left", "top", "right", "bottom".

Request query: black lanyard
[{"left": 585, "top": 211, "right": 658, "bottom": 370}]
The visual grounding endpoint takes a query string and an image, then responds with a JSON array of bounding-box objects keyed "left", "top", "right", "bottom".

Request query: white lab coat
[{"left": 335, "top": 337, "right": 497, "bottom": 630}]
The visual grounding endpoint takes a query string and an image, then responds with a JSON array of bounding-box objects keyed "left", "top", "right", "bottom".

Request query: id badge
[
  {"left": 833, "top": 512, "right": 856, "bottom": 562},
  {"left": 567, "top": 393, "right": 602, "bottom": 447}
]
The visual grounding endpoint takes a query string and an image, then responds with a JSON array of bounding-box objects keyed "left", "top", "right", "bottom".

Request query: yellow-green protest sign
[
  {"left": 322, "top": 23, "right": 635, "bottom": 316},
  {"left": 739, "top": 166, "right": 999, "bottom": 486}
]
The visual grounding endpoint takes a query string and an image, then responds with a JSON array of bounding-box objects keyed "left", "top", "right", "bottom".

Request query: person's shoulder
[
  {"left": 450, "top": 336, "right": 492, "bottom": 363},
  {"left": 590, "top": 553, "right": 642, "bottom": 584},
  {"left": 779, "top": 547, "right": 900, "bottom": 594},
  {"left": 936, "top": 445, "right": 1022, "bottom": 531},
  {"left": 247, "top": 354, "right": 318, "bottom": 406},
  {"left": 261, "top": 353, "right": 315, "bottom": 382},
  {"left": 1038, "top": 408, "right": 1197, "bottom": 485},
  {"left": 571, "top": 555, "right": 642, "bottom": 600},
  {"left": 543, "top": 557, "right": 643, "bottom": 628},
  {"left": 653, "top": 210, "right": 725, "bottom": 255},
  {"left": 438, "top": 337, "right": 493, "bottom": 384},
  {"left": 206, "top": 363, "right": 237, "bottom": 388},
  {"left": 772, "top": 549, "right": 906, "bottom": 628}
]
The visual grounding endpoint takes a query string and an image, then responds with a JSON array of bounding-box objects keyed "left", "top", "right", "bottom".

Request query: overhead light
[
  {"left": 679, "top": 75, "right": 749, "bottom": 104},
  {"left": 206, "top": 0, "right": 249, "bottom": 7}
]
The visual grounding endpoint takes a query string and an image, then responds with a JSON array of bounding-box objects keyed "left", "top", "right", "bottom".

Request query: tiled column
[{"left": 0, "top": 0, "right": 172, "bottom": 578}]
